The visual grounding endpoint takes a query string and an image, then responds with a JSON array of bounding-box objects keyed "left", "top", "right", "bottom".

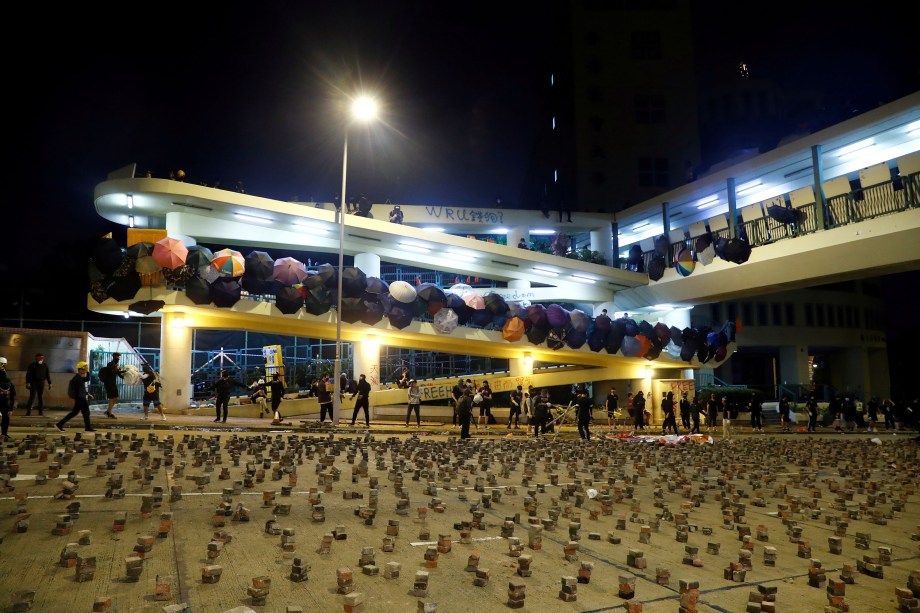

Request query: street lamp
[{"left": 333, "top": 95, "right": 379, "bottom": 426}]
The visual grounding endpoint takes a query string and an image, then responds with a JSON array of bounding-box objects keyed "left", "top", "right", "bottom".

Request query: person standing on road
[
  {"left": 679, "top": 391, "right": 691, "bottom": 430},
  {"left": 632, "top": 391, "right": 646, "bottom": 430},
  {"left": 24, "top": 353, "right": 52, "bottom": 416},
  {"left": 450, "top": 378, "right": 464, "bottom": 429},
  {"left": 101, "top": 352, "right": 124, "bottom": 419},
  {"left": 706, "top": 392, "right": 719, "bottom": 433},
  {"left": 0, "top": 358, "right": 16, "bottom": 441},
  {"left": 721, "top": 396, "right": 733, "bottom": 439},
  {"left": 268, "top": 373, "right": 285, "bottom": 423},
  {"left": 533, "top": 389, "right": 552, "bottom": 438},
  {"left": 477, "top": 381, "right": 493, "bottom": 429},
  {"left": 317, "top": 373, "right": 334, "bottom": 425},
  {"left": 779, "top": 394, "right": 791, "bottom": 432},
  {"left": 405, "top": 379, "right": 421, "bottom": 427},
  {"left": 605, "top": 386, "right": 619, "bottom": 429},
  {"left": 749, "top": 392, "right": 763, "bottom": 433},
  {"left": 350, "top": 374, "right": 372, "bottom": 428},
  {"left": 457, "top": 387, "right": 474, "bottom": 439},
  {"left": 55, "top": 361, "right": 94, "bottom": 433},
  {"left": 207, "top": 370, "right": 244, "bottom": 423},
  {"left": 661, "top": 391, "right": 679, "bottom": 434},
  {"left": 508, "top": 385, "right": 523, "bottom": 429},
  {"left": 574, "top": 384, "right": 593, "bottom": 440},
  {"left": 140, "top": 363, "right": 166, "bottom": 421},
  {"left": 690, "top": 394, "right": 702, "bottom": 434},
  {"left": 806, "top": 394, "right": 819, "bottom": 432}
]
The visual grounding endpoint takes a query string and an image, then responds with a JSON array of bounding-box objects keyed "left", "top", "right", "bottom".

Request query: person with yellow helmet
[{"left": 56, "top": 361, "right": 95, "bottom": 433}]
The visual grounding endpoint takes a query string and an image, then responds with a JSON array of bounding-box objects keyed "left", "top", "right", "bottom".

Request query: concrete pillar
[
  {"left": 779, "top": 344, "right": 810, "bottom": 388},
  {"left": 353, "top": 336, "right": 381, "bottom": 390},
  {"left": 160, "top": 312, "right": 193, "bottom": 410},
  {"left": 354, "top": 253, "right": 381, "bottom": 278},
  {"left": 589, "top": 225, "right": 613, "bottom": 268},
  {"left": 840, "top": 346, "right": 870, "bottom": 399},
  {"left": 507, "top": 225, "right": 531, "bottom": 250}
]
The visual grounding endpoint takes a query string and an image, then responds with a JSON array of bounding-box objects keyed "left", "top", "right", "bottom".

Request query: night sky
[{"left": 6, "top": 2, "right": 918, "bottom": 357}]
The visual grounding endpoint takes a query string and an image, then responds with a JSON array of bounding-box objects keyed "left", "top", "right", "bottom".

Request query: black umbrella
[
  {"left": 680, "top": 340, "right": 698, "bottom": 362},
  {"left": 654, "top": 322, "right": 671, "bottom": 346},
  {"left": 185, "top": 277, "right": 212, "bottom": 305},
  {"left": 593, "top": 313, "right": 612, "bottom": 333},
  {"left": 767, "top": 205, "right": 802, "bottom": 225},
  {"left": 274, "top": 286, "right": 304, "bottom": 315},
  {"left": 301, "top": 271, "right": 325, "bottom": 290},
  {"left": 620, "top": 317, "right": 639, "bottom": 337},
  {"left": 340, "top": 296, "right": 366, "bottom": 323},
  {"left": 648, "top": 255, "right": 666, "bottom": 281},
  {"left": 445, "top": 293, "right": 473, "bottom": 325},
  {"left": 304, "top": 286, "right": 332, "bottom": 315},
  {"left": 546, "top": 327, "right": 567, "bottom": 350},
  {"left": 365, "top": 277, "right": 389, "bottom": 295},
  {"left": 341, "top": 267, "right": 368, "bottom": 298},
  {"left": 669, "top": 325, "right": 683, "bottom": 347},
  {"left": 361, "top": 299, "right": 385, "bottom": 325},
  {"left": 186, "top": 245, "right": 217, "bottom": 281},
  {"left": 695, "top": 233, "right": 716, "bottom": 266},
  {"left": 316, "top": 263, "right": 337, "bottom": 289},
  {"left": 129, "top": 299, "right": 166, "bottom": 315},
  {"left": 88, "top": 260, "right": 105, "bottom": 283},
  {"left": 721, "top": 238, "right": 752, "bottom": 264},
  {"left": 93, "top": 237, "right": 125, "bottom": 275},
  {"left": 605, "top": 326, "right": 624, "bottom": 354},
  {"left": 626, "top": 244, "right": 645, "bottom": 272},
  {"left": 483, "top": 292, "right": 509, "bottom": 316},
  {"left": 638, "top": 320, "right": 654, "bottom": 337},
  {"left": 654, "top": 234, "right": 669, "bottom": 257},
  {"left": 163, "top": 264, "right": 194, "bottom": 288},
  {"left": 126, "top": 241, "right": 156, "bottom": 260},
  {"left": 417, "top": 282, "right": 447, "bottom": 316},
  {"left": 387, "top": 303, "right": 415, "bottom": 329},
  {"left": 525, "top": 304, "right": 548, "bottom": 328},
  {"left": 210, "top": 277, "right": 242, "bottom": 308},
  {"left": 526, "top": 325, "right": 549, "bottom": 345},
  {"left": 470, "top": 308, "right": 493, "bottom": 327},
  {"left": 587, "top": 331, "right": 606, "bottom": 352},
  {"left": 566, "top": 327, "right": 587, "bottom": 349},
  {"left": 90, "top": 280, "right": 108, "bottom": 303},
  {"left": 244, "top": 250, "right": 275, "bottom": 280},
  {"left": 106, "top": 273, "right": 142, "bottom": 301}
]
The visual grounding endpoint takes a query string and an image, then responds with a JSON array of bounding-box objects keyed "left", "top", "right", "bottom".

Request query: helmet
[
  {"left": 0, "top": 357, "right": 7, "bottom": 364},
  {"left": 76, "top": 361, "right": 88, "bottom": 369},
  {"left": 258, "top": 378, "right": 265, "bottom": 385}
]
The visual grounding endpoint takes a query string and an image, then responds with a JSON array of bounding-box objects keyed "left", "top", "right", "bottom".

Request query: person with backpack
[
  {"left": 100, "top": 352, "right": 124, "bottom": 419},
  {"left": 55, "top": 361, "right": 94, "bottom": 433},
  {"left": 140, "top": 363, "right": 166, "bottom": 421},
  {"left": 24, "top": 353, "right": 52, "bottom": 416},
  {"left": 0, "top": 357, "right": 16, "bottom": 441}
]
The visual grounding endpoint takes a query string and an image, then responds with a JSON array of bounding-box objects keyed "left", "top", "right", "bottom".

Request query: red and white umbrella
[{"left": 152, "top": 237, "right": 189, "bottom": 270}]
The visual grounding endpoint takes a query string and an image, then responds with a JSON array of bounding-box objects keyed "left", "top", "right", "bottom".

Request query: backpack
[{"left": 98, "top": 365, "right": 110, "bottom": 383}]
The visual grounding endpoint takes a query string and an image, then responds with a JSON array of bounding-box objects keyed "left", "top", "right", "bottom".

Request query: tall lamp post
[{"left": 333, "top": 95, "right": 379, "bottom": 426}]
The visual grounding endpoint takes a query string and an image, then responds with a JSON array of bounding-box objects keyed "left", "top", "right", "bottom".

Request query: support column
[
  {"left": 354, "top": 252, "right": 381, "bottom": 278},
  {"left": 726, "top": 177, "right": 738, "bottom": 238},
  {"left": 160, "top": 311, "right": 193, "bottom": 411},
  {"left": 353, "top": 337, "right": 381, "bottom": 390},
  {"left": 589, "top": 225, "right": 614, "bottom": 268},
  {"left": 779, "top": 344, "right": 810, "bottom": 389},
  {"left": 811, "top": 144, "right": 827, "bottom": 230},
  {"left": 509, "top": 353, "right": 534, "bottom": 379},
  {"left": 507, "top": 225, "right": 531, "bottom": 250}
]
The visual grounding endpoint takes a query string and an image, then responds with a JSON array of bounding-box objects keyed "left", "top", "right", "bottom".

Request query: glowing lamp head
[{"left": 351, "top": 96, "right": 378, "bottom": 122}]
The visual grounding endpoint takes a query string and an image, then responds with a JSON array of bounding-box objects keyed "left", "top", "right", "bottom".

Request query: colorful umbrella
[
  {"left": 153, "top": 237, "right": 189, "bottom": 270},
  {"left": 525, "top": 304, "right": 547, "bottom": 327},
  {"left": 546, "top": 304, "right": 570, "bottom": 328},
  {"left": 674, "top": 248, "right": 695, "bottom": 277},
  {"left": 432, "top": 307, "right": 459, "bottom": 334},
  {"left": 212, "top": 248, "right": 245, "bottom": 277},
  {"left": 272, "top": 257, "right": 308, "bottom": 286}
]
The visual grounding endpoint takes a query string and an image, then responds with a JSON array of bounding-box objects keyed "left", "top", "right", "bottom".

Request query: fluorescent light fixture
[
  {"left": 123, "top": 312, "right": 130, "bottom": 319},
  {"left": 126, "top": 194, "right": 133, "bottom": 209},
  {"left": 234, "top": 213, "right": 273, "bottom": 224},
  {"left": 736, "top": 179, "right": 762, "bottom": 194},
  {"left": 399, "top": 242, "right": 431, "bottom": 254},
  {"left": 631, "top": 221, "right": 650, "bottom": 231},
  {"left": 423, "top": 227, "right": 446, "bottom": 233},
  {"left": 491, "top": 228, "right": 509, "bottom": 235},
  {"left": 652, "top": 304, "right": 676, "bottom": 310},
  {"left": 696, "top": 194, "right": 719, "bottom": 209},
  {"left": 293, "top": 220, "right": 330, "bottom": 234},
  {"left": 837, "top": 138, "right": 874, "bottom": 158},
  {"left": 908, "top": 120, "right": 920, "bottom": 135},
  {"left": 572, "top": 274, "right": 597, "bottom": 284},
  {"left": 533, "top": 266, "right": 559, "bottom": 277},
  {"left": 530, "top": 229, "right": 556, "bottom": 235},
  {"left": 128, "top": 215, "right": 135, "bottom": 228}
]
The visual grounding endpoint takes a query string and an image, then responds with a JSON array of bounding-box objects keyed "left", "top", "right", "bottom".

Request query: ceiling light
[
  {"left": 631, "top": 221, "right": 649, "bottom": 231},
  {"left": 533, "top": 266, "right": 559, "bottom": 277},
  {"left": 837, "top": 138, "right": 874, "bottom": 158},
  {"left": 423, "top": 227, "right": 445, "bottom": 233},
  {"left": 572, "top": 274, "right": 596, "bottom": 284},
  {"left": 128, "top": 215, "right": 135, "bottom": 228},
  {"left": 652, "top": 304, "right": 676, "bottom": 310},
  {"left": 293, "top": 220, "right": 330, "bottom": 234},
  {"left": 234, "top": 213, "right": 273, "bottom": 224},
  {"left": 491, "top": 228, "right": 509, "bottom": 235},
  {"left": 695, "top": 194, "right": 719, "bottom": 209},
  {"left": 736, "top": 179, "right": 762, "bottom": 194},
  {"left": 530, "top": 229, "right": 556, "bottom": 235},
  {"left": 399, "top": 242, "right": 431, "bottom": 254},
  {"left": 908, "top": 120, "right": 920, "bottom": 135},
  {"left": 126, "top": 194, "right": 134, "bottom": 209}
]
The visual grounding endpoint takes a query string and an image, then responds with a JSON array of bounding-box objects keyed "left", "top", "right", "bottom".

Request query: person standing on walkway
[
  {"left": 679, "top": 391, "right": 691, "bottom": 431},
  {"left": 866, "top": 396, "right": 879, "bottom": 432},
  {"left": 477, "top": 381, "right": 493, "bottom": 429},
  {"left": 207, "top": 370, "right": 244, "bottom": 423},
  {"left": 575, "top": 384, "right": 593, "bottom": 440},
  {"left": 405, "top": 379, "right": 421, "bottom": 427},
  {"left": 457, "top": 386, "right": 474, "bottom": 439},
  {"left": 450, "top": 378, "right": 464, "bottom": 429},
  {"left": 0, "top": 358, "right": 16, "bottom": 441},
  {"left": 706, "top": 392, "right": 719, "bottom": 433},
  {"left": 632, "top": 391, "right": 646, "bottom": 430},
  {"left": 690, "top": 394, "right": 702, "bottom": 434},
  {"left": 508, "top": 385, "right": 523, "bottom": 429},
  {"left": 881, "top": 398, "right": 896, "bottom": 430},
  {"left": 100, "top": 352, "right": 124, "bottom": 419},
  {"left": 268, "top": 373, "right": 285, "bottom": 423},
  {"left": 661, "top": 391, "right": 678, "bottom": 434},
  {"left": 55, "top": 361, "right": 94, "bottom": 433},
  {"left": 749, "top": 392, "right": 763, "bottom": 433},
  {"left": 605, "top": 386, "right": 619, "bottom": 429},
  {"left": 24, "top": 353, "right": 52, "bottom": 416},
  {"left": 721, "top": 396, "right": 733, "bottom": 439},
  {"left": 533, "top": 389, "right": 552, "bottom": 438},
  {"left": 522, "top": 390, "right": 533, "bottom": 428},
  {"left": 317, "top": 373, "right": 334, "bottom": 425},
  {"left": 779, "top": 394, "right": 791, "bottom": 432},
  {"left": 350, "top": 374, "right": 372, "bottom": 428},
  {"left": 140, "top": 363, "right": 166, "bottom": 421},
  {"left": 806, "top": 394, "right": 819, "bottom": 432}
]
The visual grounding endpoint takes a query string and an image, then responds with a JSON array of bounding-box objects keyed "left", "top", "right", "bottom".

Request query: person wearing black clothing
[
  {"left": 633, "top": 391, "right": 647, "bottom": 430},
  {"left": 806, "top": 395, "right": 819, "bottom": 432},
  {"left": 101, "top": 353, "right": 125, "bottom": 419},
  {"left": 661, "top": 391, "right": 678, "bottom": 434},
  {"left": 881, "top": 398, "right": 896, "bottom": 430},
  {"left": 140, "top": 363, "right": 166, "bottom": 421},
  {"left": 268, "top": 374, "right": 285, "bottom": 422},
  {"left": 207, "top": 370, "right": 244, "bottom": 423},
  {"left": 508, "top": 385, "right": 523, "bottom": 429},
  {"left": 605, "top": 387, "right": 619, "bottom": 429},
  {"left": 350, "top": 374, "right": 372, "bottom": 427},
  {"left": 574, "top": 385, "right": 593, "bottom": 440},
  {"left": 866, "top": 396, "right": 879, "bottom": 432},
  {"left": 533, "top": 389, "right": 552, "bottom": 438},
  {"left": 679, "top": 392, "right": 691, "bottom": 430},
  {"left": 450, "top": 379, "right": 464, "bottom": 428},
  {"left": 24, "top": 353, "right": 52, "bottom": 416},
  {"left": 690, "top": 394, "right": 702, "bottom": 434},
  {"left": 0, "top": 362, "right": 16, "bottom": 441},
  {"left": 317, "top": 374, "right": 334, "bottom": 424},
  {"left": 779, "top": 394, "right": 792, "bottom": 432},
  {"left": 477, "top": 381, "right": 493, "bottom": 429},
  {"left": 55, "top": 361, "right": 94, "bottom": 433},
  {"left": 749, "top": 393, "right": 763, "bottom": 432},
  {"left": 705, "top": 392, "right": 719, "bottom": 433},
  {"left": 457, "top": 387, "right": 474, "bottom": 439},
  {"left": 396, "top": 367, "right": 410, "bottom": 390}
]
